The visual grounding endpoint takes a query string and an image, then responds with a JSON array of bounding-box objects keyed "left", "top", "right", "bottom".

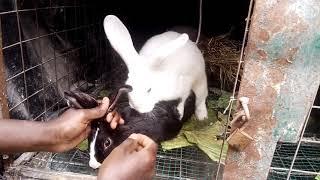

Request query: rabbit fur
[
  {"left": 103, "top": 15, "right": 208, "bottom": 120},
  {"left": 64, "top": 89, "right": 195, "bottom": 169}
]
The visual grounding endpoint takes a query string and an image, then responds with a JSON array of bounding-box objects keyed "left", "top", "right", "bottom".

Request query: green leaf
[
  {"left": 77, "top": 139, "right": 88, "bottom": 151},
  {"left": 161, "top": 109, "right": 228, "bottom": 162},
  {"left": 98, "top": 90, "right": 110, "bottom": 98},
  {"left": 183, "top": 121, "right": 228, "bottom": 162},
  {"left": 161, "top": 133, "right": 194, "bottom": 150}
]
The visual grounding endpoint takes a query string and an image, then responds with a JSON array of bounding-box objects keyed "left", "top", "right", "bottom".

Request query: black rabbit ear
[
  {"left": 64, "top": 91, "right": 84, "bottom": 109},
  {"left": 108, "top": 85, "right": 133, "bottom": 112},
  {"left": 64, "top": 91, "right": 98, "bottom": 109}
]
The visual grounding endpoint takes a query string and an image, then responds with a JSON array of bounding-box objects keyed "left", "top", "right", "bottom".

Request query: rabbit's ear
[
  {"left": 150, "top": 33, "right": 189, "bottom": 66},
  {"left": 104, "top": 15, "right": 139, "bottom": 69}
]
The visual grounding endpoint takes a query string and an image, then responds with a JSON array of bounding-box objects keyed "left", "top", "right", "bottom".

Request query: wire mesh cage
[
  {"left": 0, "top": 0, "right": 109, "bottom": 122},
  {"left": 0, "top": 0, "right": 237, "bottom": 179},
  {"left": 268, "top": 87, "right": 320, "bottom": 180},
  {"left": 269, "top": 142, "right": 320, "bottom": 179},
  {"left": 8, "top": 146, "right": 220, "bottom": 179}
]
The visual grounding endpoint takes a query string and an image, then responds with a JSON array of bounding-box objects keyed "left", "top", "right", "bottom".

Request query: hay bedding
[{"left": 198, "top": 34, "right": 242, "bottom": 90}]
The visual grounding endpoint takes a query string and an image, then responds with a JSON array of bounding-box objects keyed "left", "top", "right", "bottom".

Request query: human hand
[
  {"left": 47, "top": 97, "right": 124, "bottom": 152},
  {"left": 98, "top": 134, "right": 158, "bottom": 180}
]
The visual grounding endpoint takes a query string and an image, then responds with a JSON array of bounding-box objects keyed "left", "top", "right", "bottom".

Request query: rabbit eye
[
  {"left": 103, "top": 139, "right": 111, "bottom": 149},
  {"left": 147, "top": 88, "right": 151, "bottom": 93}
]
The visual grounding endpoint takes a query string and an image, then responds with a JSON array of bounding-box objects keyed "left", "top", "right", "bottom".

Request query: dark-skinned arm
[
  {"left": 0, "top": 97, "right": 124, "bottom": 153},
  {"left": 0, "top": 119, "right": 58, "bottom": 153}
]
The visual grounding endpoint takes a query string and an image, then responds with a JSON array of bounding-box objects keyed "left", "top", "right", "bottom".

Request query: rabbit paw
[{"left": 195, "top": 106, "right": 208, "bottom": 121}]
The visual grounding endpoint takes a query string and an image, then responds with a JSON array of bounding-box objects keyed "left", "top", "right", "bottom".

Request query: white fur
[
  {"left": 89, "top": 128, "right": 101, "bottom": 169},
  {"left": 104, "top": 15, "right": 208, "bottom": 120}
]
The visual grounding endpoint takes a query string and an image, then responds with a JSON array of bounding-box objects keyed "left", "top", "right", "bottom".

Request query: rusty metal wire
[
  {"left": 215, "top": 0, "right": 255, "bottom": 179},
  {"left": 1, "top": 0, "right": 106, "bottom": 121},
  {"left": 195, "top": 0, "right": 202, "bottom": 44},
  {"left": 285, "top": 86, "right": 320, "bottom": 179},
  {"left": 268, "top": 140, "right": 320, "bottom": 179},
  {"left": 267, "top": 85, "right": 320, "bottom": 180},
  {"left": 20, "top": 147, "right": 217, "bottom": 179}
]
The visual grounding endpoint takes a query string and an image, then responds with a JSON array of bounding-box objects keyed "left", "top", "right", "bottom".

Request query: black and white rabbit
[
  {"left": 103, "top": 15, "right": 208, "bottom": 120},
  {"left": 64, "top": 88, "right": 195, "bottom": 169}
]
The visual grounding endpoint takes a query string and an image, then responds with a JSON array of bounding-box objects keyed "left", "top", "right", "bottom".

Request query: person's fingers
[
  {"left": 119, "top": 118, "right": 125, "bottom": 124},
  {"left": 106, "top": 111, "right": 117, "bottom": 122},
  {"left": 128, "top": 134, "right": 157, "bottom": 152},
  {"left": 113, "top": 112, "right": 121, "bottom": 122},
  {"left": 106, "top": 113, "right": 113, "bottom": 123},
  {"left": 117, "top": 137, "right": 139, "bottom": 153},
  {"left": 106, "top": 111, "right": 123, "bottom": 129},
  {"left": 136, "top": 144, "right": 144, "bottom": 151},
  {"left": 81, "top": 97, "right": 109, "bottom": 122},
  {"left": 110, "top": 120, "right": 117, "bottom": 129},
  {"left": 110, "top": 113, "right": 121, "bottom": 129}
]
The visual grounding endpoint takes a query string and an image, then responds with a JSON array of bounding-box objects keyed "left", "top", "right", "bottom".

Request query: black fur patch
[
  {"left": 0, "top": 155, "right": 4, "bottom": 176},
  {"left": 91, "top": 91, "right": 195, "bottom": 163},
  {"left": 64, "top": 90, "right": 195, "bottom": 164}
]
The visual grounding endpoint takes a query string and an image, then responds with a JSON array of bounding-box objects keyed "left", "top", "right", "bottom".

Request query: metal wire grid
[
  {"left": 156, "top": 147, "right": 221, "bottom": 179},
  {"left": 0, "top": 1, "right": 224, "bottom": 179},
  {"left": 24, "top": 149, "right": 97, "bottom": 176},
  {"left": 268, "top": 142, "right": 320, "bottom": 179},
  {"left": 268, "top": 87, "right": 320, "bottom": 180},
  {"left": 268, "top": 169, "right": 316, "bottom": 180},
  {"left": 215, "top": 0, "right": 254, "bottom": 178},
  {"left": 21, "top": 147, "right": 218, "bottom": 179},
  {"left": 14, "top": 86, "right": 224, "bottom": 179},
  {"left": 0, "top": 1, "right": 257, "bottom": 179},
  {"left": 0, "top": 0, "right": 107, "bottom": 121}
]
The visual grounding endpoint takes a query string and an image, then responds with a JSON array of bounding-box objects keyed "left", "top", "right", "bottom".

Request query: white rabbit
[{"left": 103, "top": 15, "right": 208, "bottom": 120}]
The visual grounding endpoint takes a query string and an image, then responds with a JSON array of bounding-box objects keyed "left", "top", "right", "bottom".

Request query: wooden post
[{"left": 223, "top": 0, "right": 320, "bottom": 179}]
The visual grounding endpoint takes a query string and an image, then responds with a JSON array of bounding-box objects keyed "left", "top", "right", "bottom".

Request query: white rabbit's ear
[
  {"left": 150, "top": 33, "right": 189, "bottom": 65},
  {"left": 104, "top": 15, "right": 139, "bottom": 69}
]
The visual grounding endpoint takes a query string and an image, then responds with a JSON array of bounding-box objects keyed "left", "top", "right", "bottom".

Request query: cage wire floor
[
  {"left": 268, "top": 141, "right": 320, "bottom": 180},
  {"left": 4, "top": 85, "right": 226, "bottom": 179},
  {"left": 11, "top": 146, "right": 220, "bottom": 179}
]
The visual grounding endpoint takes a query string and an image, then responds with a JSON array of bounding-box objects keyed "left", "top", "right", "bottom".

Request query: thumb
[
  {"left": 82, "top": 97, "right": 109, "bottom": 121},
  {"left": 117, "top": 137, "right": 140, "bottom": 153},
  {"left": 129, "top": 133, "right": 157, "bottom": 150}
]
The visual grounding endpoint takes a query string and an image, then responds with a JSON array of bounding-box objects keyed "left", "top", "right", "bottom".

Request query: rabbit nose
[
  {"left": 129, "top": 101, "right": 134, "bottom": 108},
  {"left": 89, "top": 158, "right": 101, "bottom": 169},
  {"left": 121, "top": 84, "right": 132, "bottom": 91},
  {"left": 127, "top": 94, "right": 136, "bottom": 108},
  {"left": 129, "top": 101, "right": 144, "bottom": 112}
]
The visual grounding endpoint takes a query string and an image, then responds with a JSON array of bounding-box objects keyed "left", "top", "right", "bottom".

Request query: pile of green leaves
[{"left": 161, "top": 88, "right": 235, "bottom": 163}]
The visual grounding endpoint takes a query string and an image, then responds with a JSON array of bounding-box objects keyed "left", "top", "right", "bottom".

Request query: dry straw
[{"left": 198, "top": 34, "right": 242, "bottom": 90}]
